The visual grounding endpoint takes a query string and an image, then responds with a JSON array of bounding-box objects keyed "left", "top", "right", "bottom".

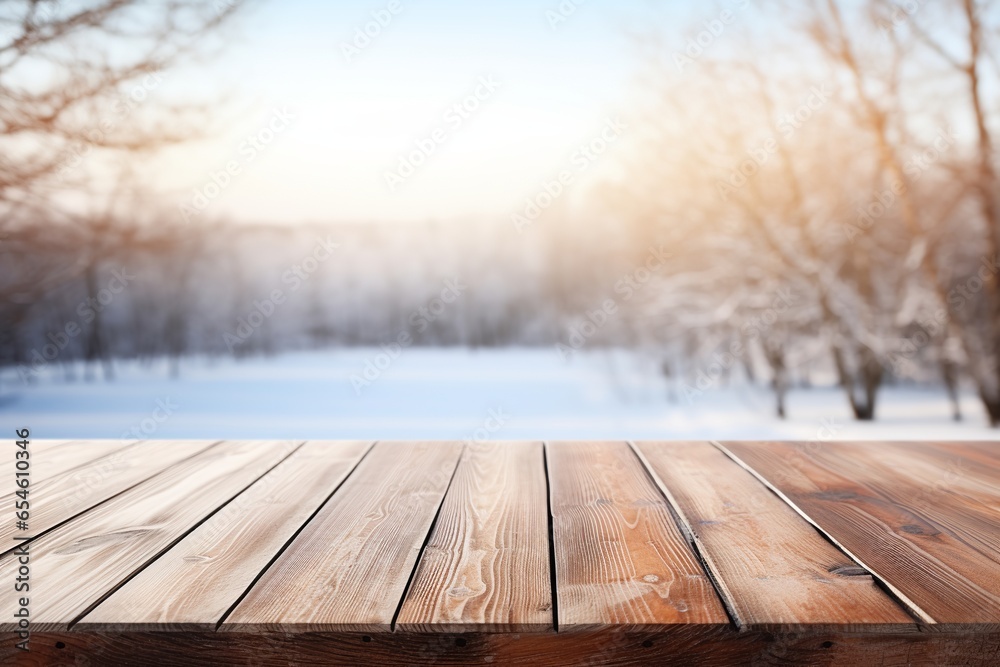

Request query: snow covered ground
[{"left": 1, "top": 348, "right": 997, "bottom": 441}]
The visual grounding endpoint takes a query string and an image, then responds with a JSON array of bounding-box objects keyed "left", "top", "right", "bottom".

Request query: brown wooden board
[
  {"left": 11, "top": 626, "right": 996, "bottom": 667},
  {"left": 0, "top": 440, "right": 300, "bottom": 631},
  {"left": 633, "top": 441, "right": 913, "bottom": 631},
  {"left": 76, "top": 441, "right": 373, "bottom": 631},
  {"left": 0, "top": 440, "right": 216, "bottom": 549},
  {"left": 1, "top": 439, "right": 995, "bottom": 665},
  {"left": 546, "top": 441, "right": 729, "bottom": 631},
  {"left": 719, "top": 440, "right": 1000, "bottom": 627},
  {"left": 221, "top": 441, "right": 464, "bottom": 633},
  {"left": 396, "top": 442, "right": 552, "bottom": 633}
]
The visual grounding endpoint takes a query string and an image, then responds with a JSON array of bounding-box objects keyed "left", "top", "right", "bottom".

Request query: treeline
[{"left": 590, "top": 0, "right": 1000, "bottom": 424}]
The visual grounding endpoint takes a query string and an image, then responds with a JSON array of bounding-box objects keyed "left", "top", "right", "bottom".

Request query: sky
[{"left": 140, "top": 0, "right": 708, "bottom": 225}]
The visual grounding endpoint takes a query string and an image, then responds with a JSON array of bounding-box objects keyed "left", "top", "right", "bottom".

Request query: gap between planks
[
  {"left": 29, "top": 440, "right": 957, "bottom": 636},
  {"left": 0, "top": 440, "right": 223, "bottom": 558},
  {"left": 387, "top": 444, "right": 466, "bottom": 633},
  {"left": 627, "top": 441, "right": 743, "bottom": 631},
  {"left": 213, "top": 441, "right": 379, "bottom": 631},
  {"left": 65, "top": 442, "right": 309, "bottom": 630},
  {"left": 542, "top": 441, "right": 560, "bottom": 633},
  {"left": 709, "top": 440, "right": 936, "bottom": 626}
]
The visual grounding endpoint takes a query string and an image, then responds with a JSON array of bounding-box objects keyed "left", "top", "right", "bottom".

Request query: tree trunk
[
  {"left": 941, "top": 358, "right": 962, "bottom": 422},
  {"left": 831, "top": 343, "right": 882, "bottom": 421}
]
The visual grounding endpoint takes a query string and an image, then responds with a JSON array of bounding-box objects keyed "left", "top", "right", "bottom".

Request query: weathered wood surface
[
  {"left": 0, "top": 441, "right": 298, "bottom": 631},
  {"left": 395, "top": 442, "right": 552, "bottom": 633},
  {"left": 0, "top": 440, "right": 215, "bottom": 548},
  {"left": 547, "top": 441, "right": 729, "bottom": 630},
  {"left": 633, "top": 441, "right": 913, "bottom": 631},
  {"left": 0, "top": 440, "right": 131, "bottom": 514},
  {"left": 222, "top": 441, "right": 463, "bottom": 632},
  {"left": 5, "top": 628, "right": 999, "bottom": 667},
  {"left": 2, "top": 439, "right": 997, "bottom": 665},
  {"left": 720, "top": 440, "right": 1000, "bottom": 627},
  {"left": 77, "top": 441, "right": 372, "bottom": 631}
]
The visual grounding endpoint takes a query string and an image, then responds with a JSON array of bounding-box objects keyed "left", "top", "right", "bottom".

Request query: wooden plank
[
  {"left": 1, "top": 440, "right": 132, "bottom": 500},
  {"left": 633, "top": 441, "right": 913, "bottom": 630},
  {"left": 720, "top": 441, "right": 1000, "bottom": 627},
  {"left": 827, "top": 443, "right": 1000, "bottom": 570},
  {"left": 26, "top": 439, "right": 72, "bottom": 454},
  {"left": 76, "top": 441, "right": 372, "bottom": 631},
  {"left": 928, "top": 441, "right": 1000, "bottom": 472},
  {"left": 546, "top": 441, "right": 728, "bottom": 631},
  {"left": 396, "top": 442, "right": 552, "bottom": 633},
  {"left": 873, "top": 442, "right": 1000, "bottom": 506},
  {"left": 222, "top": 441, "right": 463, "bottom": 633},
  {"left": 10, "top": 627, "right": 999, "bottom": 667},
  {"left": 0, "top": 440, "right": 216, "bottom": 548},
  {"left": 0, "top": 440, "right": 300, "bottom": 631}
]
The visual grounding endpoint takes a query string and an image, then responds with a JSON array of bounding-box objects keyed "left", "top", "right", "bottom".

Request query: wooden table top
[{"left": 3, "top": 440, "right": 999, "bottom": 665}]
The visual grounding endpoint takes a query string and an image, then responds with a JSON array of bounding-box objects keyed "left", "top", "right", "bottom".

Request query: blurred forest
[{"left": 2, "top": 0, "right": 1000, "bottom": 425}]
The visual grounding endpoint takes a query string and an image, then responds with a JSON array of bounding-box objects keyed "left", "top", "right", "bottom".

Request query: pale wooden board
[
  {"left": 0, "top": 440, "right": 301, "bottom": 631},
  {"left": 76, "top": 441, "right": 373, "bottom": 631},
  {"left": 395, "top": 442, "right": 552, "bottom": 633},
  {"left": 222, "top": 441, "right": 463, "bottom": 633},
  {"left": 1, "top": 440, "right": 133, "bottom": 504},
  {"left": 633, "top": 441, "right": 913, "bottom": 630},
  {"left": 25, "top": 439, "right": 73, "bottom": 454},
  {"left": 546, "top": 441, "right": 729, "bottom": 631},
  {"left": 721, "top": 441, "right": 1000, "bottom": 626},
  {"left": 0, "top": 440, "right": 216, "bottom": 548}
]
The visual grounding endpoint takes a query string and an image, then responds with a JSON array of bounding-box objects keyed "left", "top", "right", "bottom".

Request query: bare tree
[{"left": 0, "top": 0, "right": 247, "bottom": 295}]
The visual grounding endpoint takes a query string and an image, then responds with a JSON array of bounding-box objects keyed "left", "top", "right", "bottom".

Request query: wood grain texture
[
  {"left": 0, "top": 440, "right": 300, "bottom": 631},
  {"left": 720, "top": 440, "right": 1000, "bottom": 627},
  {"left": 76, "top": 441, "right": 373, "bottom": 631},
  {"left": 24, "top": 439, "right": 72, "bottom": 454},
  {"left": 395, "top": 442, "right": 552, "bottom": 633},
  {"left": 547, "top": 441, "right": 729, "bottom": 631},
  {"left": 1, "top": 440, "right": 132, "bottom": 506},
  {"left": 633, "top": 441, "right": 913, "bottom": 630},
  {"left": 10, "top": 627, "right": 1000, "bottom": 667},
  {"left": 0, "top": 440, "right": 215, "bottom": 548},
  {"left": 927, "top": 441, "right": 1000, "bottom": 472},
  {"left": 872, "top": 442, "right": 1000, "bottom": 510},
  {"left": 222, "top": 441, "right": 464, "bottom": 633}
]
